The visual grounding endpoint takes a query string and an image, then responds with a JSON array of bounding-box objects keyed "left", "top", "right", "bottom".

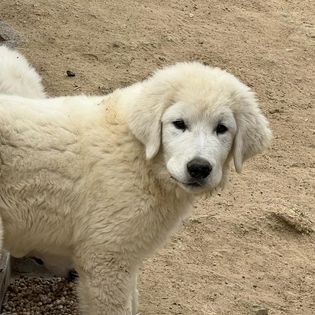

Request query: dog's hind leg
[
  {"left": 131, "top": 270, "right": 139, "bottom": 315},
  {"left": 75, "top": 249, "right": 134, "bottom": 315}
]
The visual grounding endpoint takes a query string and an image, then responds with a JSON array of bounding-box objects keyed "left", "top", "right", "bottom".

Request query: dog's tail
[{"left": 0, "top": 46, "right": 46, "bottom": 98}]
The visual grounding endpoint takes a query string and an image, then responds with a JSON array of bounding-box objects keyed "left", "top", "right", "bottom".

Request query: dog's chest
[{"left": 87, "top": 183, "right": 192, "bottom": 258}]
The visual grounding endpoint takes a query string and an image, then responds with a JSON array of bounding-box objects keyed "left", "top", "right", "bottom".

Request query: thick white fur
[
  {"left": 0, "top": 46, "right": 45, "bottom": 98},
  {"left": 0, "top": 58, "right": 271, "bottom": 314},
  {"left": 0, "top": 46, "right": 70, "bottom": 276}
]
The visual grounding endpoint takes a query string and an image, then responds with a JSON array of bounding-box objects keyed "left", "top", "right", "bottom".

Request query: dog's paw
[{"left": 68, "top": 269, "right": 79, "bottom": 282}]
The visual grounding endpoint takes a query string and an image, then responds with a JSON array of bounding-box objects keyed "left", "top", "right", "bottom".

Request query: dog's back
[{"left": 0, "top": 46, "right": 45, "bottom": 98}]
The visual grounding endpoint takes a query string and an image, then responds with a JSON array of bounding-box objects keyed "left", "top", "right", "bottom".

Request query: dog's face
[
  {"left": 124, "top": 62, "right": 272, "bottom": 194},
  {"left": 162, "top": 102, "right": 236, "bottom": 193}
]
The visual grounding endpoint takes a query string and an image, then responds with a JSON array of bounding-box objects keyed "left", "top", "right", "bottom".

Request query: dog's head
[{"left": 123, "top": 62, "right": 272, "bottom": 194}]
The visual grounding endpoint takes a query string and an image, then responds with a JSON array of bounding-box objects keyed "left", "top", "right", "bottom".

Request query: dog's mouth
[
  {"left": 171, "top": 176, "right": 206, "bottom": 190},
  {"left": 186, "top": 181, "right": 204, "bottom": 187}
]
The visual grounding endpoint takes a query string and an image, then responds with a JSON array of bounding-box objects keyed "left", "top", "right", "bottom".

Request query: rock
[
  {"left": 256, "top": 308, "right": 269, "bottom": 315},
  {"left": 253, "top": 304, "right": 269, "bottom": 315},
  {"left": 0, "top": 21, "right": 24, "bottom": 48},
  {"left": 66, "top": 70, "right": 76, "bottom": 77}
]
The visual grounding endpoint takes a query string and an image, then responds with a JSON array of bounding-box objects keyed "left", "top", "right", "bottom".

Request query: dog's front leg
[{"left": 75, "top": 250, "right": 134, "bottom": 315}]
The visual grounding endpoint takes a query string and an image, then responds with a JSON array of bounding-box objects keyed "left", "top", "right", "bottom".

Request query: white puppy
[
  {"left": 0, "top": 57, "right": 271, "bottom": 314},
  {"left": 0, "top": 45, "right": 45, "bottom": 98}
]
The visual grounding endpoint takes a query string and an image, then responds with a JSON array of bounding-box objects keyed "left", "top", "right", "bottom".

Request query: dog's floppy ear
[
  {"left": 233, "top": 94, "right": 272, "bottom": 173},
  {"left": 127, "top": 100, "right": 163, "bottom": 159},
  {"left": 122, "top": 79, "right": 175, "bottom": 160}
]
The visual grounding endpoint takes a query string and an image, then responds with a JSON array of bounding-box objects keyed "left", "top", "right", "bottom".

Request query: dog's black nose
[{"left": 187, "top": 158, "right": 212, "bottom": 179}]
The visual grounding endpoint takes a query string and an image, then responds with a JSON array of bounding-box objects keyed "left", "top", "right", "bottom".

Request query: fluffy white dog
[{"left": 0, "top": 47, "right": 271, "bottom": 314}]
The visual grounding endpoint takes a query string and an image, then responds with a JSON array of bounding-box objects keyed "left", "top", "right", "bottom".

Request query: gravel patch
[{"left": 2, "top": 277, "right": 79, "bottom": 315}]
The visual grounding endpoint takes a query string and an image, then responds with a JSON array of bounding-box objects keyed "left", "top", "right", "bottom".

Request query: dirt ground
[{"left": 1, "top": 0, "right": 315, "bottom": 314}]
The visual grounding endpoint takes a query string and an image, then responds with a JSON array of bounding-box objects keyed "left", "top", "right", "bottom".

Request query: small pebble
[{"left": 66, "top": 70, "right": 76, "bottom": 77}]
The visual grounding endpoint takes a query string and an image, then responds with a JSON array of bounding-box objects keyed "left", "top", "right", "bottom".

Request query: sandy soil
[{"left": 1, "top": 0, "right": 314, "bottom": 314}]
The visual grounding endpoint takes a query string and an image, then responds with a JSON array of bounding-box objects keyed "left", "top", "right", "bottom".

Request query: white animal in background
[
  {"left": 0, "top": 46, "right": 75, "bottom": 277},
  {"left": 0, "top": 45, "right": 45, "bottom": 98}
]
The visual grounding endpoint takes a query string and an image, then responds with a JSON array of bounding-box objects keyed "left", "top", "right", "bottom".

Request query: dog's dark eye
[
  {"left": 173, "top": 120, "right": 187, "bottom": 131},
  {"left": 216, "top": 124, "right": 228, "bottom": 134}
]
